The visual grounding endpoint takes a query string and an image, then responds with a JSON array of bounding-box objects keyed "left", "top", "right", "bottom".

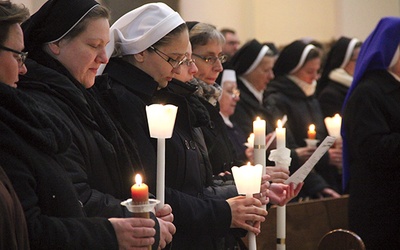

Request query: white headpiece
[{"left": 97, "top": 2, "right": 184, "bottom": 75}]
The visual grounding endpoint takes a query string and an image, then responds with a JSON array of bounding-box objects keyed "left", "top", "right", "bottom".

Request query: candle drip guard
[{"left": 121, "top": 199, "right": 160, "bottom": 213}]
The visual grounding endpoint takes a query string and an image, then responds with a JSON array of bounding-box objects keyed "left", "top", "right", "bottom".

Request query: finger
[{"left": 130, "top": 227, "right": 156, "bottom": 238}]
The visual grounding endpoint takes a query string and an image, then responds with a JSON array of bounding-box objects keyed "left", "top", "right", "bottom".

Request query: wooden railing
[{"left": 243, "top": 195, "right": 349, "bottom": 250}]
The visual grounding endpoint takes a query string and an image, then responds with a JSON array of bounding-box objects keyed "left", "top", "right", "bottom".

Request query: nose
[
  {"left": 97, "top": 48, "right": 109, "bottom": 64},
  {"left": 213, "top": 59, "right": 223, "bottom": 72},
  {"left": 19, "top": 64, "right": 27, "bottom": 75},
  {"left": 190, "top": 62, "right": 198, "bottom": 75}
]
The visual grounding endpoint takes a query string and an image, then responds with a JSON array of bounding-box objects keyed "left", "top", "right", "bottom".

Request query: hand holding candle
[{"left": 231, "top": 163, "right": 263, "bottom": 250}]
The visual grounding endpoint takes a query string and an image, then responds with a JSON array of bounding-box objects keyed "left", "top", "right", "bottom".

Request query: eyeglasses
[
  {"left": 225, "top": 88, "right": 240, "bottom": 98},
  {"left": 182, "top": 58, "right": 196, "bottom": 66},
  {"left": 149, "top": 46, "right": 187, "bottom": 69},
  {"left": 193, "top": 53, "right": 227, "bottom": 65},
  {"left": 0, "top": 44, "right": 28, "bottom": 68}
]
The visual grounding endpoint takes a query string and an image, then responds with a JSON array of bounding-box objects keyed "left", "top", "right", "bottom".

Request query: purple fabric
[{"left": 341, "top": 16, "right": 400, "bottom": 191}]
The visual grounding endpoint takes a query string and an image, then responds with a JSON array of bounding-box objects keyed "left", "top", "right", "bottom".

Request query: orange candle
[
  {"left": 131, "top": 174, "right": 149, "bottom": 205},
  {"left": 308, "top": 124, "right": 316, "bottom": 139}
]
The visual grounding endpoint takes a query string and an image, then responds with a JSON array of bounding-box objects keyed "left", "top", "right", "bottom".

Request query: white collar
[
  {"left": 220, "top": 112, "right": 233, "bottom": 128},
  {"left": 239, "top": 76, "right": 264, "bottom": 104},
  {"left": 388, "top": 70, "right": 400, "bottom": 82},
  {"left": 329, "top": 68, "right": 353, "bottom": 87},
  {"left": 287, "top": 75, "right": 317, "bottom": 96}
]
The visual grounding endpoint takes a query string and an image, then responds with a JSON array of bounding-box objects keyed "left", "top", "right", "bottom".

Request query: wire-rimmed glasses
[
  {"left": 149, "top": 46, "right": 187, "bottom": 69},
  {"left": 0, "top": 44, "right": 28, "bottom": 67},
  {"left": 192, "top": 53, "right": 227, "bottom": 65}
]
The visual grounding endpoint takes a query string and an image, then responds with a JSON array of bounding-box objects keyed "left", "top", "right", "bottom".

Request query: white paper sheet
[{"left": 284, "top": 136, "right": 336, "bottom": 186}]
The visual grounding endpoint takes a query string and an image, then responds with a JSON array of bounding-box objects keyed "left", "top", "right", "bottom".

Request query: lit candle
[
  {"left": 231, "top": 163, "right": 263, "bottom": 250},
  {"left": 308, "top": 124, "right": 316, "bottom": 139},
  {"left": 324, "top": 113, "right": 342, "bottom": 138},
  {"left": 146, "top": 104, "right": 178, "bottom": 209},
  {"left": 131, "top": 174, "right": 149, "bottom": 205},
  {"left": 253, "top": 117, "right": 266, "bottom": 147},
  {"left": 276, "top": 119, "right": 286, "bottom": 149},
  {"left": 131, "top": 174, "right": 150, "bottom": 223},
  {"left": 146, "top": 104, "right": 178, "bottom": 139}
]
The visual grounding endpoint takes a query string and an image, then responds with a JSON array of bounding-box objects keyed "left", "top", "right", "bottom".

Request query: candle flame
[
  {"left": 309, "top": 124, "right": 315, "bottom": 132},
  {"left": 247, "top": 162, "right": 251, "bottom": 166},
  {"left": 135, "top": 174, "right": 142, "bottom": 185},
  {"left": 255, "top": 116, "right": 260, "bottom": 121},
  {"left": 277, "top": 119, "right": 282, "bottom": 129}
]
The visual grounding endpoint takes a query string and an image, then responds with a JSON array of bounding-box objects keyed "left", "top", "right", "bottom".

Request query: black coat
[
  {"left": 0, "top": 82, "right": 118, "bottom": 249},
  {"left": 343, "top": 70, "right": 400, "bottom": 249},
  {"left": 318, "top": 80, "right": 349, "bottom": 117},
  {"left": 18, "top": 58, "right": 139, "bottom": 218},
  {"left": 265, "top": 76, "right": 339, "bottom": 194},
  {"left": 232, "top": 78, "right": 331, "bottom": 197},
  {"left": 200, "top": 98, "right": 238, "bottom": 175},
  {"left": 100, "top": 58, "right": 232, "bottom": 249}
]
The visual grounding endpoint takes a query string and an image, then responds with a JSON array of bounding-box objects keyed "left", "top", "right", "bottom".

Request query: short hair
[
  {"left": 0, "top": 1, "right": 29, "bottom": 44},
  {"left": 190, "top": 23, "right": 225, "bottom": 50},
  {"left": 62, "top": 4, "right": 110, "bottom": 41},
  {"left": 220, "top": 28, "right": 236, "bottom": 37}
]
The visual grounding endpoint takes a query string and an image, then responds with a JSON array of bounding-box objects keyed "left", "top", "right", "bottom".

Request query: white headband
[
  {"left": 244, "top": 45, "right": 270, "bottom": 75},
  {"left": 289, "top": 44, "right": 316, "bottom": 74},
  {"left": 339, "top": 38, "right": 360, "bottom": 69}
]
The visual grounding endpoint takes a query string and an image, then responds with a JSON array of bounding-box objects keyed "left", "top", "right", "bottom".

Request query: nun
[
  {"left": 317, "top": 37, "right": 362, "bottom": 117},
  {"left": 341, "top": 17, "right": 400, "bottom": 249},
  {"left": 230, "top": 39, "right": 276, "bottom": 136},
  {"left": 265, "top": 40, "right": 343, "bottom": 196},
  {"left": 3, "top": 0, "right": 167, "bottom": 248},
  {"left": 95, "top": 3, "right": 268, "bottom": 249}
]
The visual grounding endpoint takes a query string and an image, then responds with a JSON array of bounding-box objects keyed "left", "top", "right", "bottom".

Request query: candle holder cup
[
  {"left": 304, "top": 138, "right": 320, "bottom": 149},
  {"left": 121, "top": 198, "right": 160, "bottom": 214}
]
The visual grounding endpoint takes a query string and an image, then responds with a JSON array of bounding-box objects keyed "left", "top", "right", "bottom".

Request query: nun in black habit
[
  {"left": 266, "top": 40, "right": 343, "bottom": 195},
  {"left": 317, "top": 37, "right": 362, "bottom": 117},
  {"left": 0, "top": 1, "right": 165, "bottom": 248},
  {"left": 17, "top": 0, "right": 146, "bottom": 215},
  {"left": 231, "top": 39, "right": 334, "bottom": 200}
]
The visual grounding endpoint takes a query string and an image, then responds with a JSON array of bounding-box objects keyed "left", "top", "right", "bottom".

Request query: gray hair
[{"left": 189, "top": 22, "right": 225, "bottom": 50}]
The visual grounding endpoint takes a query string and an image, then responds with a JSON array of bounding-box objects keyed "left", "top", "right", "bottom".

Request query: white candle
[
  {"left": 253, "top": 117, "right": 266, "bottom": 147},
  {"left": 324, "top": 113, "right": 342, "bottom": 138},
  {"left": 231, "top": 163, "right": 263, "bottom": 250},
  {"left": 277, "top": 206, "right": 286, "bottom": 250},
  {"left": 146, "top": 104, "right": 178, "bottom": 138},
  {"left": 253, "top": 117, "right": 266, "bottom": 179},
  {"left": 146, "top": 104, "right": 178, "bottom": 209},
  {"left": 276, "top": 119, "right": 286, "bottom": 149}
]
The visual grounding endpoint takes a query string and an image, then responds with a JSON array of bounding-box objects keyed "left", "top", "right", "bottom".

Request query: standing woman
[
  {"left": 318, "top": 37, "right": 362, "bottom": 117},
  {"left": 188, "top": 22, "right": 239, "bottom": 175},
  {"left": 265, "top": 40, "right": 341, "bottom": 196},
  {"left": 342, "top": 17, "right": 400, "bottom": 249},
  {"left": 18, "top": 0, "right": 143, "bottom": 215},
  {"left": 97, "top": 3, "right": 267, "bottom": 249},
  {"left": 0, "top": 1, "right": 163, "bottom": 249},
  {"left": 0, "top": 1, "right": 30, "bottom": 249}
]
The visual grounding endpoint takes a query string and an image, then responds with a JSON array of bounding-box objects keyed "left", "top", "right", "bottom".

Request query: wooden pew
[{"left": 243, "top": 195, "right": 349, "bottom": 250}]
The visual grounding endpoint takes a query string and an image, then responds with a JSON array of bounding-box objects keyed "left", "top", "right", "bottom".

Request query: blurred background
[{"left": 15, "top": 0, "right": 400, "bottom": 47}]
